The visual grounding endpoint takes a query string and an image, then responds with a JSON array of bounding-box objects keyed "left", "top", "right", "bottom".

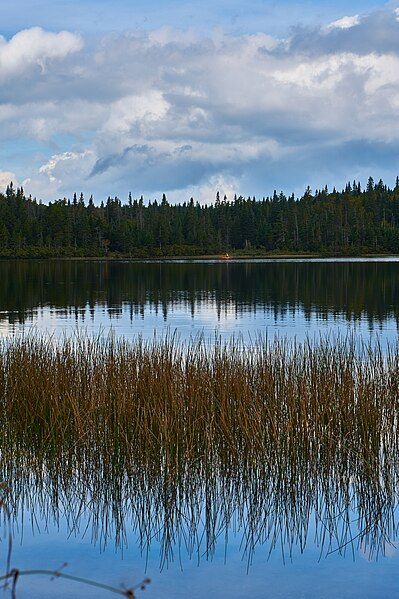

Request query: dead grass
[{"left": 0, "top": 333, "right": 398, "bottom": 565}]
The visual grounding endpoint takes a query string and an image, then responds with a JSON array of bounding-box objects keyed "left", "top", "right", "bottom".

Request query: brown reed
[
  {"left": 0, "top": 333, "right": 397, "bottom": 469},
  {"left": 0, "top": 333, "right": 398, "bottom": 567}
]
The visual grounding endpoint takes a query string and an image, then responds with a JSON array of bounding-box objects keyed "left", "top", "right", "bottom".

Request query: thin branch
[{"left": 0, "top": 568, "right": 151, "bottom": 598}]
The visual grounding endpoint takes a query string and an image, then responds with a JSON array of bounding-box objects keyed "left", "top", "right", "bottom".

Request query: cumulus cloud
[
  {"left": 103, "top": 92, "right": 170, "bottom": 136},
  {"left": 173, "top": 173, "right": 240, "bottom": 205},
  {"left": 0, "top": 27, "right": 83, "bottom": 77},
  {"left": 288, "top": 8, "right": 399, "bottom": 55},
  {"left": 2, "top": 11, "right": 399, "bottom": 203},
  {"left": 327, "top": 15, "right": 360, "bottom": 30},
  {"left": 39, "top": 150, "right": 95, "bottom": 181},
  {"left": 0, "top": 172, "right": 18, "bottom": 192},
  {"left": 25, "top": 151, "right": 96, "bottom": 199}
]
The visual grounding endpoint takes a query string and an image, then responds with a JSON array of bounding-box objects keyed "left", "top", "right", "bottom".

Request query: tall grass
[{"left": 0, "top": 333, "right": 398, "bottom": 564}]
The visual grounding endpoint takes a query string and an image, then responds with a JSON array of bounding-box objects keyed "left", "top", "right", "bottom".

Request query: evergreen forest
[{"left": 2, "top": 177, "right": 399, "bottom": 257}]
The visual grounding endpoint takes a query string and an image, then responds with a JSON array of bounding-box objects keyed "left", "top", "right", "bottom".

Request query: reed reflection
[{"left": 4, "top": 464, "right": 399, "bottom": 570}]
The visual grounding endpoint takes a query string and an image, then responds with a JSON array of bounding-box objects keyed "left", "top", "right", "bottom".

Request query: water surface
[
  {"left": 1, "top": 258, "right": 399, "bottom": 343},
  {"left": 2, "top": 258, "right": 399, "bottom": 598}
]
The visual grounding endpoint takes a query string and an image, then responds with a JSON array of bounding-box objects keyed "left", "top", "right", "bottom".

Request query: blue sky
[
  {"left": 0, "top": 0, "right": 399, "bottom": 203},
  {"left": 0, "top": 1, "right": 387, "bottom": 37}
]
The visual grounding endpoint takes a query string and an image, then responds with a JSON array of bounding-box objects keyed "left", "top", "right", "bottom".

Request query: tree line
[{"left": 2, "top": 177, "right": 399, "bottom": 256}]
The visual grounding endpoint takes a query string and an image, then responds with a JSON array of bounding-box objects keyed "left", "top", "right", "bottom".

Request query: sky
[{"left": 0, "top": 0, "right": 398, "bottom": 204}]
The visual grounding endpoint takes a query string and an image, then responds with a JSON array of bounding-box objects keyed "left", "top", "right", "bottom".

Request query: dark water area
[
  {"left": 1, "top": 258, "right": 399, "bottom": 342},
  {"left": 1, "top": 258, "right": 399, "bottom": 598}
]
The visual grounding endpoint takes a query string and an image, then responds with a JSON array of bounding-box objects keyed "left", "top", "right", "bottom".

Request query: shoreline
[{"left": 0, "top": 251, "right": 399, "bottom": 262}]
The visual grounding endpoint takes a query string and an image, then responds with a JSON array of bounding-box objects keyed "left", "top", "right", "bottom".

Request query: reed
[
  {"left": 0, "top": 333, "right": 398, "bottom": 566},
  {"left": 0, "top": 333, "right": 397, "bottom": 468}
]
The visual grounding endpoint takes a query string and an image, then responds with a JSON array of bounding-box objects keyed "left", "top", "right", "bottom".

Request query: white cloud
[
  {"left": 147, "top": 26, "right": 199, "bottom": 47},
  {"left": 172, "top": 173, "right": 240, "bottom": 205},
  {"left": 2, "top": 9, "right": 399, "bottom": 201},
  {"left": 0, "top": 172, "right": 18, "bottom": 192},
  {"left": 0, "top": 27, "right": 83, "bottom": 77},
  {"left": 327, "top": 15, "right": 360, "bottom": 30},
  {"left": 24, "top": 151, "right": 96, "bottom": 198},
  {"left": 39, "top": 150, "right": 94, "bottom": 182},
  {"left": 104, "top": 92, "right": 170, "bottom": 135}
]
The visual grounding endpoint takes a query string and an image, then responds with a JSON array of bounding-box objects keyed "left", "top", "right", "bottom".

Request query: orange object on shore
[{"left": 219, "top": 253, "right": 231, "bottom": 260}]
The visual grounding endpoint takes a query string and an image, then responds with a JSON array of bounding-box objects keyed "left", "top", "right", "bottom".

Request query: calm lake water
[
  {"left": 3, "top": 258, "right": 399, "bottom": 598},
  {"left": 1, "top": 257, "right": 399, "bottom": 343}
]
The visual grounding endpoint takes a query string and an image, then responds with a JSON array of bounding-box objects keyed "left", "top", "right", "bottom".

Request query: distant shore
[
  {"left": 0, "top": 253, "right": 399, "bottom": 264},
  {"left": 0, "top": 251, "right": 398, "bottom": 261}
]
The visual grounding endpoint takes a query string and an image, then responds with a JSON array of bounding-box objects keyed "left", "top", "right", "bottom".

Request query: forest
[{"left": 1, "top": 177, "right": 399, "bottom": 257}]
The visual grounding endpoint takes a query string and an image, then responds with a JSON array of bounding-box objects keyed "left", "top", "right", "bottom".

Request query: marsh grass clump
[
  {"left": 0, "top": 333, "right": 399, "bottom": 565},
  {"left": 0, "top": 333, "right": 397, "bottom": 471}
]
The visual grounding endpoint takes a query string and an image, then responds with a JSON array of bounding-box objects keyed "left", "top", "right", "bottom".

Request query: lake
[
  {"left": 1, "top": 257, "right": 399, "bottom": 343},
  {"left": 2, "top": 258, "right": 399, "bottom": 598}
]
